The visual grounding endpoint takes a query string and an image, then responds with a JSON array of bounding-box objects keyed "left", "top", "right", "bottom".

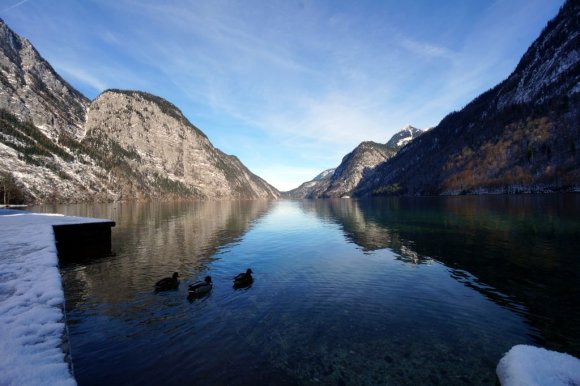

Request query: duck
[
  {"left": 154, "top": 272, "right": 179, "bottom": 291},
  {"left": 188, "top": 276, "right": 213, "bottom": 296},
  {"left": 233, "top": 268, "right": 253, "bottom": 288}
]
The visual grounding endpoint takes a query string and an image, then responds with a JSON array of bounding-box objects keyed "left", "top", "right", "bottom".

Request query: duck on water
[
  {"left": 188, "top": 276, "right": 213, "bottom": 297},
  {"left": 154, "top": 272, "right": 179, "bottom": 291},
  {"left": 234, "top": 269, "right": 253, "bottom": 288}
]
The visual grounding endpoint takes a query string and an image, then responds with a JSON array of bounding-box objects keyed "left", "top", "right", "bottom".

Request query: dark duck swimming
[
  {"left": 233, "top": 268, "right": 253, "bottom": 288},
  {"left": 188, "top": 276, "right": 213, "bottom": 296},
  {"left": 154, "top": 272, "right": 179, "bottom": 291}
]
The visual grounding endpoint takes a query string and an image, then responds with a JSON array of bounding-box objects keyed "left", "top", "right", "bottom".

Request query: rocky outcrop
[
  {"left": 0, "top": 18, "right": 88, "bottom": 140},
  {"left": 323, "top": 141, "right": 397, "bottom": 198},
  {"left": 0, "top": 109, "right": 116, "bottom": 203},
  {"left": 84, "top": 90, "right": 279, "bottom": 200},
  {"left": 385, "top": 125, "right": 423, "bottom": 149}
]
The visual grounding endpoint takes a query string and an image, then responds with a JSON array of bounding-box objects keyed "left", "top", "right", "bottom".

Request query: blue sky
[{"left": 1, "top": 0, "right": 564, "bottom": 191}]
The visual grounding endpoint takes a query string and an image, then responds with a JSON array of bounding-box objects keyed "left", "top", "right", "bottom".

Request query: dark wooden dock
[{"left": 53, "top": 220, "right": 116, "bottom": 262}]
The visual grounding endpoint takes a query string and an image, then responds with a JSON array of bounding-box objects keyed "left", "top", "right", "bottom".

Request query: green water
[{"left": 32, "top": 195, "right": 580, "bottom": 385}]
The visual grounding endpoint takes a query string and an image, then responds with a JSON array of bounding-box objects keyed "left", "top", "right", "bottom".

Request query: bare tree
[{"left": 1, "top": 171, "right": 19, "bottom": 206}]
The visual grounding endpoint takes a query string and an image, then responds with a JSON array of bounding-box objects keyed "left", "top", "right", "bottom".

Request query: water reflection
[
  {"left": 299, "top": 199, "right": 431, "bottom": 264},
  {"left": 33, "top": 200, "right": 273, "bottom": 306},
  {"left": 30, "top": 197, "right": 580, "bottom": 385},
  {"left": 301, "top": 195, "right": 580, "bottom": 356}
]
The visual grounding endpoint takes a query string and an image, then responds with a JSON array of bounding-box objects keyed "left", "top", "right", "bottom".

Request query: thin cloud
[
  {"left": 399, "top": 38, "right": 456, "bottom": 60},
  {"left": 116, "top": 0, "right": 315, "bottom": 75},
  {"left": 52, "top": 62, "right": 108, "bottom": 93},
  {"left": 2, "top": 0, "right": 32, "bottom": 13}
]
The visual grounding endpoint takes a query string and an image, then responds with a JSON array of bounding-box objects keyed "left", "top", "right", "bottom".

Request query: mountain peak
[
  {"left": 0, "top": 19, "right": 89, "bottom": 140},
  {"left": 96, "top": 89, "right": 208, "bottom": 139},
  {"left": 313, "top": 168, "right": 336, "bottom": 181},
  {"left": 386, "top": 126, "right": 424, "bottom": 149}
]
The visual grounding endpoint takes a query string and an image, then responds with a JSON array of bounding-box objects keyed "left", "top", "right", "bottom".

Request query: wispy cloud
[
  {"left": 257, "top": 92, "right": 393, "bottom": 145},
  {"left": 53, "top": 62, "right": 108, "bottom": 92},
  {"left": 399, "top": 38, "right": 456, "bottom": 60},
  {"left": 2, "top": 0, "right": 32, "bottom": 13}
]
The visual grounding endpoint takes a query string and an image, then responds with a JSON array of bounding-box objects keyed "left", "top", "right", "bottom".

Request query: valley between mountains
[{"left": 1, "top": 1, "right": 579, "bottom": 204}]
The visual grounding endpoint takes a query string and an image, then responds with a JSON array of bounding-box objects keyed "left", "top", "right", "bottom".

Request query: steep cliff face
[
  {"left": 0, "top": 109, "right": 116, "bottom": 203},
  {"left": 284, "top": 141, "right": 394, "bottom": 199},
  {"left": 0, "top": 20, "right": 278, "bottom": 203},
  {"left": 355, "top": 1, "right": 580, "bottom": 196},
  {"left": 84, "top": 90, "right": 279, "bottom": 200},
  {"left": 0, "top": 19, "right": 88, "bottom": 140},
  {"left": 285, "top": 127, "right": 422, "bottom": 199},
  {"left": 323, "top": 141, "right": 397, "bottom": 198}
]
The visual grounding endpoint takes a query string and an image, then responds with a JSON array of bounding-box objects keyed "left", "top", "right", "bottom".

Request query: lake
[{"left": 32, "top": 196, "right": 580, "bottom": 385}]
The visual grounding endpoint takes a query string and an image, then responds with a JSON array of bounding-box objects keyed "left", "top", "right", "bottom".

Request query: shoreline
[{"left": 0, "top": 210, "right": 114, "bottom": 386}]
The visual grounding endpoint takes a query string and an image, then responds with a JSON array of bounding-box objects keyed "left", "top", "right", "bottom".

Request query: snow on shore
[
  {"left": 497, "top": 345, "right": 580, "bottom": 386},
  {"left": 0, "top": 210, "right": 111, "bottom": 386}
]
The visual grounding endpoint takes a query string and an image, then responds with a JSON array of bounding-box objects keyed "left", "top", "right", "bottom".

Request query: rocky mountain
[
  {"left": 385, "top": 125, "right": 423, "bottom": 149},
  {"left": 323, "top": 141, "right": 398, "bottom": 198},
  {"left": 0, "top": 18, "right": 88, "bottom": 140},
  {"left": 285, "top": 126, "right": 423, "bottom": 198},
  {"left": 84, "top": 90, "right": 279, "bottom": 199},
  {"left": 284, "top": 168, "right": 335, "bottom": 199},
  {"left": 0, "top": 20, "right": 279, "bottom": 203},
  {"left": 355, "top": 1, "right": 580, "bottom": 196}
]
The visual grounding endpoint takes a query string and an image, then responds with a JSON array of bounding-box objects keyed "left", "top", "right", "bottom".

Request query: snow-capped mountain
[
  {"left": 0, "top": 19, "right": 279, "bottom": 203},
  {"left": 284, "top": 126, "right": 424, "bottom": 199},
  {"left": 313, "top": 168, "right": 336, "bottom": 181},
  {"left": 385, "top": 125, "right": 423, "bottom": 149},
  {"left": 355, "top": 1, "right": 580, "bottom": 196}
]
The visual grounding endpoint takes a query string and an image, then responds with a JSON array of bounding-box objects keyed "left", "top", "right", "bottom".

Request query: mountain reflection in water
[
  {"left": 40, "top": 200, "right": 273, "bottom": 306},
  {"left": 301, "top": 195, "right": 580, "bottom": 356},
  {"left": 31, "top": 196, "right": 580, "bottom": 385}
]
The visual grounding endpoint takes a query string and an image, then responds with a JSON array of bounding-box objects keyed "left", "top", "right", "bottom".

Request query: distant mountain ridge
[
  {"left": 0, "top": 19, "right": 279, "bottom": 203},
  {"left": 284, "top": 126, "right": 423, "bottom": 198},
  {"left": 355, "top": 1, "right": 580, "bottom": 196}
]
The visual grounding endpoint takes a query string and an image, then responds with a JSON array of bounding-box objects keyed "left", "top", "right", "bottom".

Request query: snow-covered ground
[
  {"left": 497, "top": 345, "right": 580, "bottom": 386},
  {"left": 0, "top": 210, "right": 112, "bottom": 386}
]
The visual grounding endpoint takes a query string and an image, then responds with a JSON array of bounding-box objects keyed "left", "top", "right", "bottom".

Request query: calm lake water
[{"left": 32, "top": 196, "right": 580, "bottom": 385}]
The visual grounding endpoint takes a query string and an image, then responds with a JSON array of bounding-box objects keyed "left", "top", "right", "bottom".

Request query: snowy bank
[
  {"left": 497, "top": 345, "right": 580, "bottom": 386},
  {"left": 0, "top": 211, "right": 112, "bottom": 386}
]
